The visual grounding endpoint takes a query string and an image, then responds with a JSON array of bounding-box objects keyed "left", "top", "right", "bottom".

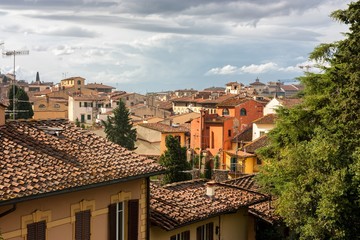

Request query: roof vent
[{"left": 37, "top": 126, "right": 64, "bottom": 137}]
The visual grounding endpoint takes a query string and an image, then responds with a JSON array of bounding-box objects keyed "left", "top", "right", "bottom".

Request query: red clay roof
[
  {"left": 0, "top": 119, "right": 165, "bottom": 204},
  {"left": 224, "top": 175, "right": 280, "bottom": 223},
  {"left": 150, "top": 179, "right": 268, "bottom": 230},
  {"left": 232, "top": 125, "right": 253, "bottom": 143},
  {"left": 86, "top": 83, "right": 115, "bottom": 89},
  {"left": 253, "top": 114, "right": 276, "bottom": 125},
  {"left": 244, "top": 135, "right": 269, "bottom": 153},
  {"left": 138, "top": 122, "right": 189, "bottom": 133},
  {"left": 279, "top": 98, "right": 302, "bottom": 108}
]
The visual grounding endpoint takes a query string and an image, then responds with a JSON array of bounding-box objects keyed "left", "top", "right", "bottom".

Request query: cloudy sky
[{"left": 0, "top": 0, "right": 352, "bottom": 93}]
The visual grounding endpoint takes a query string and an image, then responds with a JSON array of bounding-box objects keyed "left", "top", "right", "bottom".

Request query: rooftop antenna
[{"left": 2, "top": 48, "right": 30, "bottom": 120}]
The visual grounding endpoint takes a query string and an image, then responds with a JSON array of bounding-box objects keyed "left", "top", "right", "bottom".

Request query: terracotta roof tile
[
  {"left": 232, "top": 125, "right": 253, "bottom": 143},
  {"left": 244, "top": 135, "right": 269, "bottom": 153},
  {"left": 138, "top": 122, "right": 189, "bottom": 133},
  {"left": 0, "top": 119, "right": 165, "bottom": 204},
  {"left": 224, "top": 175, "right": 280, "bottom": 223},
  {"left": 253, "top": 114, "right": 276, "bottom": 125},
  {"left": 150, "top": 179, "right": 268, "bottom": 230}
]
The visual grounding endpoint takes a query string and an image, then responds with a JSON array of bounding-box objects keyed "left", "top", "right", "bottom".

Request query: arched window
[
  {"left": 39, "top": 104, "right": 46, "bottom": 109},
  {"left": 222, "top": 108, "right": 229, "bottom": 116},
  {"left": 240, "top": 108, "right": 247, "bottom": 116}
]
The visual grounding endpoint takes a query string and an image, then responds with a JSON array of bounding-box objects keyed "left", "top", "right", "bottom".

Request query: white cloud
[{"left": 206, "top": 60, "right": 325, "bottom": 76}]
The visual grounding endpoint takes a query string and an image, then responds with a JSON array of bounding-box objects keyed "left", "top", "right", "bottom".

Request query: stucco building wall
[{"left": 0, "top": 179, "right": 146, "bottom": 240}]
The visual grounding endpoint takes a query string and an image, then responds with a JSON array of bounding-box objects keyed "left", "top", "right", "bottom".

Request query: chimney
[
  {"left": 206, "top": 181, "right": 217, "bottom": 198},
  {"left": 0, "top": 103, "right": 6, "bottom": 126}
]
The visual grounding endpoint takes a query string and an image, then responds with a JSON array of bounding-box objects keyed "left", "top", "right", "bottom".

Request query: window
[
  {"left": 87, "top": 115, "right": 91, "bottom": 120},
  {"left": 27, "top": 220, "right": 46, "bottom": 240},
  {"left": 77, "top": 80, "right": 81, "bottom": 85},
  {"left": 196, "top": 223, "right": 213, "bottom": 240},
  {"left": 222, "top": 108, "right": 229, "bottom": 116},
  {"left": 228, "top": 129, "right": 231, "bottom": 137},
  {"left": 230, "top": 157, "right": 237, "bottom": 172},
  {"left": 109, "top": 200, "right": 139, "bottom": 240},
  {"left": 81, "top": 114, "right": 85, "bottom": 123},
  {"left": 170, "top": 231, "right": 190, "bottom": 240},
  {"left": 39, "top": 104, "right": 46, "bottom": 109},
  {"left": 84, "top": 102, "right": 88, "bottom": 107},
  {"left": 240, "top": 108, "right": 247, "bottom": 116},
  {"left": 53, "top": 104, "right": 60, "bottom": 108},
  {"left": 75, "top": 210, "right": 91, "bottom": 240},
  {"left": 79, "top": 102, "right": 82, "bottom": 107}
]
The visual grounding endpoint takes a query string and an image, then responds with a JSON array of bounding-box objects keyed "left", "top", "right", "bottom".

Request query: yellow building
[
  {"left": 150, "top": 178, "right": 269, "bottom": 240},
  {"left": 0, "top": 116, "right": 165, "bottom": 240},
  {"left": 135, "top": 122, "right": 190, "bottom": 156}
]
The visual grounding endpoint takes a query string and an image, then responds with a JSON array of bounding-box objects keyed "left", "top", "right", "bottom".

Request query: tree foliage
[
  {"left": 7, "top": 85, "right": 34, "bottom": 120},
  {"left": 159, "top": 135, "right": 191, "bottom": 184},
  {"left": 257, "top": 2, "right": 360, "bottom": 239},
  {"left": 102, "top": 100, "right": 137, "bottom": 150}
]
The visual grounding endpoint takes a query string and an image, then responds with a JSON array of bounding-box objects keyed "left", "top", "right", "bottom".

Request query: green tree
[
  {"left": 205, "top": 160, "right": 212, "bottom": 180},
  {"left": 159, "top": 135, "right": 191, "bottom": 184},
  {"left": 7, "top": 85, "right": 34, "bottom": 120},
  {"left": 102, "top": 100, "right": 137, "bottom": 150},
  {"left": 257, "top": 2, "right": 360, "bottom": 239}
]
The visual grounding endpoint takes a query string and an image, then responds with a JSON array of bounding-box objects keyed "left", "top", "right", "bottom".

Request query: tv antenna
[{"left": 2, "top": 48, "right": 30, "bottom": 120}]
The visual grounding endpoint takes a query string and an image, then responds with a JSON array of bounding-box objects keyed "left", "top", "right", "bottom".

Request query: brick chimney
[{"left": 0, "top": 103, "right": 6, "bottom": 126}]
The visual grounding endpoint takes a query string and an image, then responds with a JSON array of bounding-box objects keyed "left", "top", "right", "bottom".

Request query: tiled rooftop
[
  {"left": 224, "top": 175, "right": 280, "bottom": 223},
  {"left": 232, "top": 125, "right": 253, "bottom": 143},
  {"left": 0, "top": 119, "right": 165, "bottom": 204},
  {"left": 138, "top": 122, "right": 189, "bottom": 133},
  {"left": 279, "top": 98, "right": 302, "bottom": 108},
  {"left": 244, "top": 135, "right": 269, "bottom": 153},
  {"left": 150, "top": 179, "right": 268, "bottom": 230},
  {"left": 253, "top": 114, "right": 276, "bottom": 125}
]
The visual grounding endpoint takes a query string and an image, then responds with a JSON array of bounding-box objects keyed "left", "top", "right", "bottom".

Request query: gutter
[
  {"left": 0, "top": 204, "right": 16, "bottom": 218},
  {"left": 0, "top": 170, "right": 166, "bottom": 207}
]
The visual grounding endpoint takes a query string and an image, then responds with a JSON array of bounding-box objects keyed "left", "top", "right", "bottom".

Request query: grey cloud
[{"left": 38, "top": 26, "right": 99, "bottom": 38}]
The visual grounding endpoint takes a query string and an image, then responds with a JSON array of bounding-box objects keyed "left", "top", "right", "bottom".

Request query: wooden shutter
[
  {"left": 196, "top": 226, "right": 202, "bottom": 240},
  {"left": 27, "top": 220, "right": 46, "bottom": 240},
  {"left": 183, "top": 230, "right": 190, "bottom": 240},
  {"left": 206, "top": 223, "right": 213, "bottom": 240},
  {"left": 108, "top": 203, "right": 117, "bottom": 240},
  {"left": 127, "top": 199, "right": 139, "bottom": 240},
  {"left": 75, "top": 210, "right": 91, "bottom": 240}
]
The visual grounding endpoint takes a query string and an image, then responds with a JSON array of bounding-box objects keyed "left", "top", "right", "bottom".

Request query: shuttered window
[
  {"left": 127, "top": 199, "right": 139, "bottom": 240},
  {"left": 196, "top": 223, "right": 213, "bottom": 240},
  {"left": 75, "top": 210, "right": 91, "bottom": 240},
  {"left": 170, "top": 230, "right": 190, "bottom": 240},
  {"left": 27, "top": 220, "right": 46, "bottom": 240},
  {"left": 109, "top": 200, "right": 139, "bottom": 240}
]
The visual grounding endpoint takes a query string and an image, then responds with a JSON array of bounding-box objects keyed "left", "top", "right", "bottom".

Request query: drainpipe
[
  {"left": 146, "top": 177, "right": 150, "bottom": 240},
  {"left": 0, "top": 204, "right": 16, "bottom": 218}
]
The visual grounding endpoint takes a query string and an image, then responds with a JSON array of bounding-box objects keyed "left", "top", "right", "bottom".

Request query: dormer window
[{"left": 222, "top": 108, "right": 229, "bottom": 116}]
